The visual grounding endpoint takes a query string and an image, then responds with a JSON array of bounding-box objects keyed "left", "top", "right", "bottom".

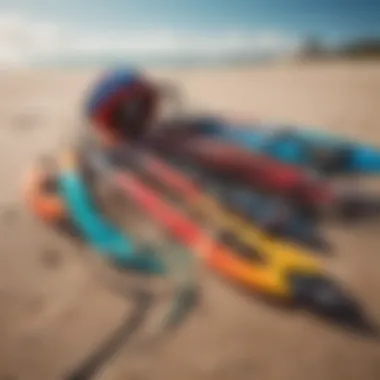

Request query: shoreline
[{"left": 0, "top": 57, "right": 378, "bottom": 75}]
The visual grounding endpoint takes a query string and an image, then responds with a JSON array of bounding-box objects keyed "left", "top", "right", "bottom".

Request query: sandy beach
[{"left": 1, "top": 61, "right": 380, "bottom": 380}]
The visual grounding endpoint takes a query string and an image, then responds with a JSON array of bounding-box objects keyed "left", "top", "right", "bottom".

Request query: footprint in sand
[
  {"left": 0, "top": 203, "right": 19, "bottom": 225},
  {"left": 40, "top": 248, "right": 63, "bottom": 270},
  {"left": 11, "top": 112, "right": 43, "bottom": 132}
]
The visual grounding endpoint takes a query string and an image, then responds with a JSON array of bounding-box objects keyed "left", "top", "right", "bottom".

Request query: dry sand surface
[{"left": 0, "top": 61, "right": 380, "bottom": 380}]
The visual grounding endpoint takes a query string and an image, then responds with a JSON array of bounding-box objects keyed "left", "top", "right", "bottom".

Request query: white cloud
[{"left": 0, "top": 12, "right": 301, "bottom": 67}]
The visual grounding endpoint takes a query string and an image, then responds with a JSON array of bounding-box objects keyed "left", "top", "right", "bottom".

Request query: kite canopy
[{"left": 85, "top": 68, "right": 158, "bottom": 142}]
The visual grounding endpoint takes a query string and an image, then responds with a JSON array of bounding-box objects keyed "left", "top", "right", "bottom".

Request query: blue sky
[
  {"left": 0, "top": 0, "right": 379, "bottom": 66},
  {"left": 4, "top": 0, "right": 380, "bottom": 40}
]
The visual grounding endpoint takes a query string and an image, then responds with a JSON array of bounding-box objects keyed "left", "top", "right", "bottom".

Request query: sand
[{"left": 0, "top": 61, "right": 380, "bottom": 380}]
